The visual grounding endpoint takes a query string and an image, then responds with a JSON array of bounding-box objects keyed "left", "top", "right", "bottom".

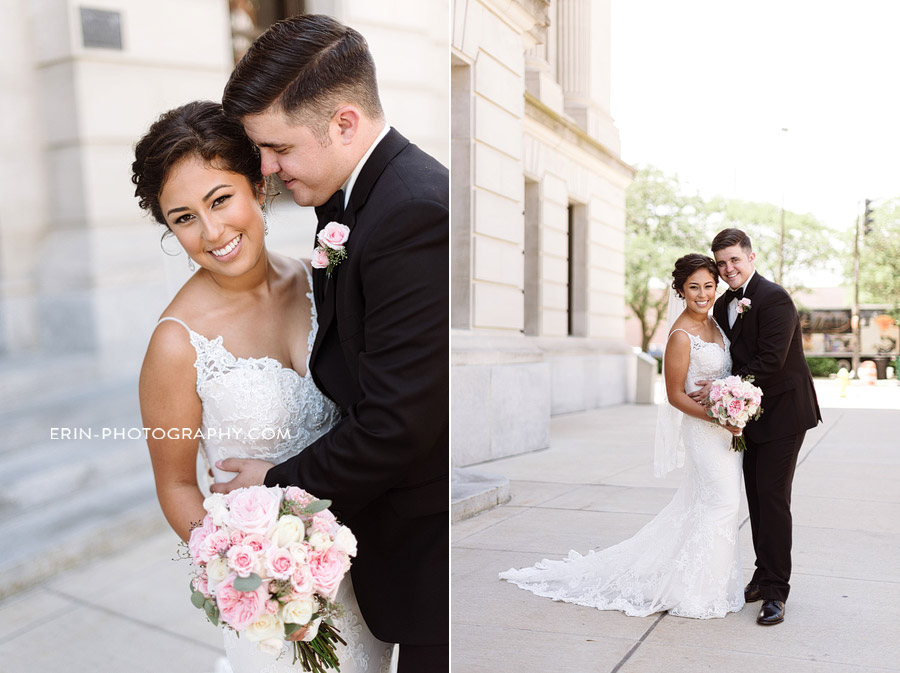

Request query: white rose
[
  {"left": 245, "top": 613, "right": 284, "bottom": 643},
  {"left": 308, "top": 531, "right": 332, "bottom": 552},
  {"left": 206, "top": 556, "right": 229, "bottom": 588},
  {"left": 203, "top": 494, "right": 229, "bottom": 526},
  {"left": 269, "top": 515, "right": 305, "bottom": 547},
  {"left": 282, "top": 599, "right": 315, "bottom": 626},
  {"left": 287, "top": 541, "right": 309, "bottom": 565},
  {"left": 331, "top": 526, "right": 357, "bottom": 557},
  {"left": 258, "top": 638, "right": 285, "bottom": 657}
]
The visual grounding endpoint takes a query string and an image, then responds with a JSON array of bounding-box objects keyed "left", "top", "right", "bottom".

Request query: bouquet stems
[
  {"left": 731, "top": 434, "right": 748, "bottom": 452},
  {"left": 293, "top": 622, "right": 347, "bottom": 673}
]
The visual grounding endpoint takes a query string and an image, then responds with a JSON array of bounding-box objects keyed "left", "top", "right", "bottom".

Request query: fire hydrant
[{"left": 837, "top": 367, "right": 850, "bottom": 397}]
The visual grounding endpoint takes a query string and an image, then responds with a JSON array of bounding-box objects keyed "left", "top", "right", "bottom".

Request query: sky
[{"left": 609, "top": 0, "right": 900, "bottom": 252}]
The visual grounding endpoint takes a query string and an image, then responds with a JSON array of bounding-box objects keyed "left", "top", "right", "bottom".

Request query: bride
[
  {"left": 133, "top": 100, "right": 393, "bottom": 671},
  {"left": 501, "top": 254, "right": 746, "bottom": 619}
]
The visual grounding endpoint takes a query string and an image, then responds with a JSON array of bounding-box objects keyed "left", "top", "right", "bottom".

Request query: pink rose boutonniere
[
  {"left": 311, "top": 222, "right": 350, "bottom": 277},
  {"left": 736, "top": 297, "right": 752, "bottom": 318}
]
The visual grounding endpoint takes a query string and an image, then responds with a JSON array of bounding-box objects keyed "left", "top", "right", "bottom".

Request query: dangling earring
[
  {"left": 263, "top": 209, "right": 269, "bottom": 236},
  {"left": 188, "top": 257, "right": 196, "bottom": 272}
]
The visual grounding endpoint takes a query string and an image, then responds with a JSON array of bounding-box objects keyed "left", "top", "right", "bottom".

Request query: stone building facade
[
  {"left": 451, "top": 0, "right": 634, "bottom": 466},
  {"left": 0, "top": 0, "right": 447, "bottom": 378}
]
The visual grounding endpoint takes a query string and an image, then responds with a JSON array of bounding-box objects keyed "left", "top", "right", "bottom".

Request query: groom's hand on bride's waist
[
  {"left": 688, "top": 380, "right": 713, "bottom": 404},
  {"left": 209, "top": 458, "right": 274, "bottom": 494}
]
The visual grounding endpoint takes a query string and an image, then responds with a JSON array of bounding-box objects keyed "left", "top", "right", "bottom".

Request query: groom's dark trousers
[
  {"left": 714, "top": 272, "right": 820, "bottom": 604},
  {"left": 265, "top": 129, "right": 449, "bottom": 668}
]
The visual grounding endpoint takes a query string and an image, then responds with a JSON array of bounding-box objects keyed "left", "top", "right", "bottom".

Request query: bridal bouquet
[
  {"left": 706, "top": 375, "right": 764, "bottom": 452},
  {"left": 185, "top": 485, "right": 357, "bottom": 672}
]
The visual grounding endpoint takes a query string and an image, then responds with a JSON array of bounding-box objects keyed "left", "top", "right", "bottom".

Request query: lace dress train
[{"left": 500, "top": 325, "right": 744, "bottom": 619}]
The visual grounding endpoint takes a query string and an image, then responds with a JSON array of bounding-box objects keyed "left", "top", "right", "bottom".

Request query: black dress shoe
[
  {"left": 757, "top": 600, "right": 785, "bottom": 625},
  {"left": 744, "top": 583, "right": 763, "bottom": 603}
]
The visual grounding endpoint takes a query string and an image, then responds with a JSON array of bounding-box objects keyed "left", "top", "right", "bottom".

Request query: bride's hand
[
  {"left": 209, "top": 458, "right": 274, "bottom": 494},
  {"left": 724, "top": 424, "right": 743, "bottom": 436}
]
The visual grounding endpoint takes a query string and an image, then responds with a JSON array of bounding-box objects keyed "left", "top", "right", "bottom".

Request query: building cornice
[
  {"left": 524, "top": 91, "right": 635, "bottom": 178},
  {"left": 479, "top": 0, "right": 550, "bottom": 47}
]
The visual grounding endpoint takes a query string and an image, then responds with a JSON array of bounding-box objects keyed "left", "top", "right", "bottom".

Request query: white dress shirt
[
  {"left": 341, "top": 124, "right": 391, "bottom": 209},
  {"left": 728, "top": 270, "right": 756, "bottom": 328}
]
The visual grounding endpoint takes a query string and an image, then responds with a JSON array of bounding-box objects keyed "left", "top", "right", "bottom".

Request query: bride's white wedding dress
[
  {"left": 500, "top": 323, "right": 744, "bottom": 619},
  {"left": 159, "top": 261, "right": 393, "bottom": 672}
]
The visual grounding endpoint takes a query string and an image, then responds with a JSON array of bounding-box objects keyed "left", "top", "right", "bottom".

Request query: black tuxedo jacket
[
  {"left": 713, "top": 272, "right": 821, "bottom": 443},
  {"left": 265, "top": 129, "right": 448, "bottom": 645}
]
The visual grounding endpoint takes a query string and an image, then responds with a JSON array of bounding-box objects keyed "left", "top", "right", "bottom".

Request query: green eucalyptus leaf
[
  {"left": 233, "top": 573, "right": 262, "bottom": 592},
  {"left": 204, "top": 599, "right": 219, "bottom": 626},
  {"left": 303, "top": 499, "right": 332, "bottom": 515},
  {"left": 284, "top": 622, "right": 303, "bottom": 637},
  {"left": 190, "top": 590, "right": 206, "bottom": 609}
]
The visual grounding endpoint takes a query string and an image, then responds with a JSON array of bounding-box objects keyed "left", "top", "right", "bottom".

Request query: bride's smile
[{"left": 157, "top": 155, "right": 267, "bottom": 279}]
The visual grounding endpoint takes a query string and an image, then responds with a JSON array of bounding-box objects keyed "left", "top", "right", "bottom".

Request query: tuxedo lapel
[
  {"left": 309, "top": 129, "right": 410, "bottom": 375},
  {"left": 714, "top": 296, "right": 730, "bottom": 338},
  {"left": 344, "top": 128, "right": 409, "bottom": 223},
  {"left": 729, "top": 272, "right": 763, "bottom": 344}
]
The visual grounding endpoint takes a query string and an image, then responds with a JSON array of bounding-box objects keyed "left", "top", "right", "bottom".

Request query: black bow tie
[
  {"left": 314, "top": 189, "right": 345, "bottom": 231},
  {"left": 725, "top": 287, "right": 744, "bottom": 302}
]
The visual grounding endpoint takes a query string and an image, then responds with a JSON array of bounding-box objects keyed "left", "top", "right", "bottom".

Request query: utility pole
[{"left": 852, "top": 199, "right": 876, "bottom": 377}]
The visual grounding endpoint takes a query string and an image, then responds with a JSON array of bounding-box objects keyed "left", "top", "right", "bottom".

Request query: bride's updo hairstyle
[
  {"left": 132, "top": 100, "right": 263, "bottom": 228},
  {"left": 671, "top": 254, "right": 719, "bottom": 298}
]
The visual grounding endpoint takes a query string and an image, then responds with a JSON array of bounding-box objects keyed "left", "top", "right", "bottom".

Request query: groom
[
  {"left": 211, "top": 14, "right": 449, "bottom": 671},
  {"left": 693, "top": 228, "right": 821, "bottom": 626}
]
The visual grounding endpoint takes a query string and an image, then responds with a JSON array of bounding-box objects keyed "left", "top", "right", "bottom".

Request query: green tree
[
  {"left": 704, "top": 197, "right": 840, "bottom": 295},
  {"left": 856, "top": 198, "right": 900, "bottom": 311},
  {"left": 625, "top": 167, "right": 712, "bottom": 352}
]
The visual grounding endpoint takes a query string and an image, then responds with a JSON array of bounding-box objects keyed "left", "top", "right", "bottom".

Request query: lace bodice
[
  {"left": 157, "top": 261, "right": 340, "bottom": 483},
  {"left": 673, "top": 322, "right": 732, "bottom": 395}
]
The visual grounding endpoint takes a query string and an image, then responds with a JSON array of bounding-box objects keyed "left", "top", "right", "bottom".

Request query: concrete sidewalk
[{"left": 452, "top": 379, "right": 900, "bottom": 672}]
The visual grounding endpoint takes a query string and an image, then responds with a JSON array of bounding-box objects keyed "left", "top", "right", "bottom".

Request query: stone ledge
[{"left": 451, "top": 467, "right": 510, "bottom": 523}]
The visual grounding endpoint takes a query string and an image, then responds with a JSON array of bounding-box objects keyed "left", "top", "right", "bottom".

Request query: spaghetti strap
[
  {"left": 667, "top": 328, "right": 692, "bottom": 341},
  {"left": 156, "top": 316, "right": 191, "bottom": 333}
]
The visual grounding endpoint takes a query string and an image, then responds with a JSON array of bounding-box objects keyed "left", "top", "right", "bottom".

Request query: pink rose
[
  {"left": 308, "top": 548, "right": 349, "bottom": 599},
  {"left": 311, "top": 510, "right": 338, "bottom": 535},
  {"left": 284, "top": 486, "right": 313, "bottom": 506},
  {"left": 227, "top": 544, "right": 261, "bottom": 578},
  {"left": 229, "top": 530, "right": 246, "bottom": 546},
  {"left": 311, "top": 246, "right": 329, "bottom": 269},
  {"left": 708, "top": 386, "right": 723, "bottom": 403},
  {"left": 200, "top": 529, "right": 232, "bottom": 564},
  {"left": 215, "top": 574, "right": 267, "bottom": 631},
  {"left": 317, "top": 222, "right": 350, "bottom": 250},
  {"left": 290, "top": 565, "right": 316, "bottom": 600},
  {"left": 188, "top": 515, "right": 217, "bottom": 564},
  {"left": 727, "top": 398, "right": 745, "bottom": 419},
  {"left": 242, "top": 533, "right": 270, "bottom": 554},
  {"left": 227, "top": 486, "right": 282, "bottom": 536},
  {"left": 264, "top": 546, "right": 296, "bottom": 581},
  {"left": 265, "top": 599, "right": 280, "bottom": 615}
]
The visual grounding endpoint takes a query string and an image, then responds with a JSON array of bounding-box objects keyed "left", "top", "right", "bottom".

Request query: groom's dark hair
[
  {"left": 711, "top": 228, "right": 753, "bottom": 254},
  {"left": 222, "top": 14, "right": 384, "bottom": 143}
]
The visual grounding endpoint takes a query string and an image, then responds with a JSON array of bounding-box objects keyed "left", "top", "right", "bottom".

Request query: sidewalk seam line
[
  {"left": 52, "top": 590, "right": 223, "bottom": 653},
  {"left": 609, "top": 612, "right": 666, "bottom": 673}
]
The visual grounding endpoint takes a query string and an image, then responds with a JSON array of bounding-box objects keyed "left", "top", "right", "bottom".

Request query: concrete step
[
  {"left": 0, "top": 362, "right": 163, "bottom": 600},
  {"left": 451, "top": 467, "right": 510, "bottom": 523}
]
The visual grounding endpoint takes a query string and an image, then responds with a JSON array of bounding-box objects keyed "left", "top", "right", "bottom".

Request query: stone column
[{"left": 557, "top": 0, "right": 592, "bottom": 129}]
